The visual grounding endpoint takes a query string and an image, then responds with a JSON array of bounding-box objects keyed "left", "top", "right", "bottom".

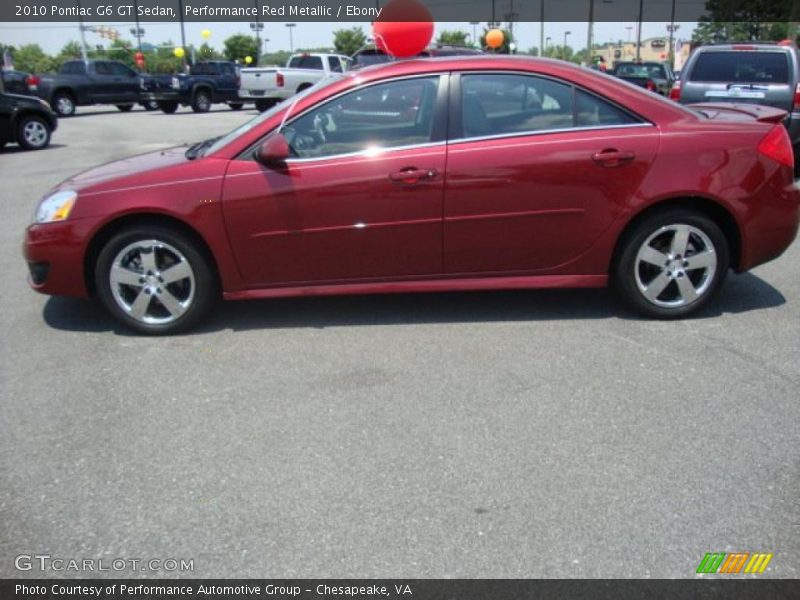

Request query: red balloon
[{"left": 373, "top": 0, "right": 434, "bottom": 58}]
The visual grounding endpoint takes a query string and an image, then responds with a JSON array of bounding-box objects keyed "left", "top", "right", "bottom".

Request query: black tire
[
  {"left": 94, "top": 225, "right": 219, "bottom": 335},
  {"left": 191, "top": 89, "right": 212, "bottom": 113},
  {"left": 613, "top": 208, "right": 729, "bottom": 319},
  {"left": 16, "top": 115, "right": 52, "bottom": 150},
  {"left": 158, "top": 101, "right": 179, "bottom": 114},
  {"left": 142, "top": 99, "right": 159, "bottom": 111},
  {"left": 52, "top": 91, "right": 76, "bottom": 116},
  {"left": 296, "top": 83, "right": 312, "bottom": 94},
  {"left": 255, "top": 98, "right": 277, "bottom": 112},
  {"left": 116, "top": 104, "right": 134, "bottom": 112},
  {"left": 228, "top": 102, "right": 244, "bottom": 110}
]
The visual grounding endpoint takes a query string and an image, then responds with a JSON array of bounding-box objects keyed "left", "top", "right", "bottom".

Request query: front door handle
[
  {"left": 591, "top": 149, "right": 635, "bottom": 167},
  {"left": 389, "top": 168, "right": 438, "bottom": 184}
]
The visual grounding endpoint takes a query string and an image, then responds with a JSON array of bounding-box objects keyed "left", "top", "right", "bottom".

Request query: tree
[
  {"left": 223, "top": 34, "right": 259, "bottom": 63},
  {"left": 260, "top": 51, "right": 292, "bottom": 67},
  {"left": 55, "top": 41, "right": 83, "bottom": 66},
  {"left": 333, "top": 27, "right": 367, "bottom": 56},
  {"left": 479, "top": 28, "right": 514, "bottom": 54},
  {"left": 13, "top": 44, "right": 55, "bottom": 74},
  {"left": 692, "top": 0, "right": 793, "bottom": 43},
  {"left": 197, "top": 43, "right": 220, "bottom": 60},
  {"left": 437, "top": 30, "right": 469, "bottom": 46},
  {"left": 106, "top": 39, "right": 135, "bottom": 66}
]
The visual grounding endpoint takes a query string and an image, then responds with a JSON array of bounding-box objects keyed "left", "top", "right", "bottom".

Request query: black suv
[{"left": 0, "top": 91, "right": 58, "bottom": 150}]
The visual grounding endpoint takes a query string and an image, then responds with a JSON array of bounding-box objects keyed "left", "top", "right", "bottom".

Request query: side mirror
[{"left": 255, "top": 134, "right": 290, "bottom": 166}]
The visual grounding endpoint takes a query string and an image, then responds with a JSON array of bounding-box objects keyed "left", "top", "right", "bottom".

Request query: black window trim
[
  {"left": 237, "top": 72, "right": 451, "bottom": 163},
  {"left": 448, "top": 70, "right": 654, "bottom": 145}
]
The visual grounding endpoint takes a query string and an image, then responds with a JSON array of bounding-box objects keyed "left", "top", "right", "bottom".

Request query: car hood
[{"left": 58, "top": 146, "right": 194, "bottom": 193}]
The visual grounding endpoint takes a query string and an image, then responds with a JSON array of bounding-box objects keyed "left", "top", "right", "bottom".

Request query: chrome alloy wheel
[
  {"left": 22, "top": 120, "right": 48, "bottom": 147},
  {"left": 634, "top": 224, "right": 717, "bottom": 308},
  {"left": 109, "top": 240, "right": 195, "bottom": 325},
  {"left": 56, "top": 95, "right": 74, "bottom": 115}
]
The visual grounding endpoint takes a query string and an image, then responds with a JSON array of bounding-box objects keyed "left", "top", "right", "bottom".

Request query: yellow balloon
[
  {"left": 201, "top": 29, "right": 211, "bottom": 39},
  {"left": 173, "top": 46, "right": 185, "bottom": 58},
  {"left": 244, "top": 55, "right": 253, "bottom": 64}
]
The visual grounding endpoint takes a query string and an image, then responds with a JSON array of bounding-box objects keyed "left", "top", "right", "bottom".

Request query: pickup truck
[
  {"left": 36, "top": 59, "right": 145, "bottom": 116},
  {"left": 239, "top": 53, "right": 349, "bottom": 112},
  {"left": 141, "top": 60, "right": 243, "bottom": 114},
  {"left": 612, "top": 62, "right": 675, "bottom": 96}
]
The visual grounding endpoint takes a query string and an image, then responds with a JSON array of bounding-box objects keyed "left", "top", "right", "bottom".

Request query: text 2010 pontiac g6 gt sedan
[{"left": 24, "top": 56, "right": 800, "bottom": 334}]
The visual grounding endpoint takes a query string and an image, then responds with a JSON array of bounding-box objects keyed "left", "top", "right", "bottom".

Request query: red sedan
[{"left": 24, "top": 56, "right": 800, "bottom": 334}]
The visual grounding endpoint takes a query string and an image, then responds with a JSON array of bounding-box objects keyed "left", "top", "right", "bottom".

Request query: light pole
[
  {"left": 469, "top": 22, "right": 480, "bottom": 48},
  {"left": 130, "top": 0, "right": 144, "bottom": 52},
  {"left": 177, "top": 0, "right": 187, "bottom": 68},
  {"left": 563, "top": 30, "right": 571, "bottom": 60},
  {"left": 286, "top": 23, "right": 296, "bottom": 53},
  {"left": 251, "top": 0, "right": 263, "bottom": 65},
  {"left": 667, "top": 0, "right": 679, "bottom": 65},
  {"left": 263, "top": 38, "right": 270, "bottom": 55},
  {"left": 587, "top": 0, "right": 594, "bottom": 66}
]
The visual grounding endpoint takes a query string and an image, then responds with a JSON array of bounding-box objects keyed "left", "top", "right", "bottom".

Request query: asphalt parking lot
[{"left": 1, "top": 104, "right": 798, "bottom": 579}]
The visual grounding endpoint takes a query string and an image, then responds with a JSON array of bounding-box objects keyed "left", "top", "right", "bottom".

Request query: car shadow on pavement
[
  {"left": 1, "top": 143, "right": 68, "bottom": 154},
  {"left": 41, "top": 272, "right": 786, "bottom": 335}
]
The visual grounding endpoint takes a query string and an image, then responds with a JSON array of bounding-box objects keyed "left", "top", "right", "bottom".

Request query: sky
[{"left": 0, "top": 20, "right": 697, "bottom": 55}]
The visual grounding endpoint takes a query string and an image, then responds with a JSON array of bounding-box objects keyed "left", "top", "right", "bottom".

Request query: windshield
[{"left": 201, "top": 75, "right": 343, "bottom": 157}]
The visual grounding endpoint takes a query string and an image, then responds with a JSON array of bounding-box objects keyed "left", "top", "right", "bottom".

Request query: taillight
[
  {"left": 25, "top": 74, "right": 40, "bottom": 90},
  {"left": 794, "top": 83, "right": 800, "bottom": 111},
  {"left": 669, "top": 80, "right": 681, "bottom": 101},
  {"left": 645, "top": 79, "right": 656, "bottom": 92},
  {"left": 757, "top": 125, "right": 794, "bottom": 168},
  {"left": 276, "top": 73, "right": 284, "bottom": 87}
]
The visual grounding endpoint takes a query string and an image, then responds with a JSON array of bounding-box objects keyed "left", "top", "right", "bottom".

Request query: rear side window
[
  {"left": 288, "top": 55, "right": 323, "bottom": 70},
  {"left": 191, "top": 63, "right": 219, "bottom": 75},
  {"left": 327, "top": 56, "right": 343, "bottom": 73},
  {"left": 60, "top": 62, "right": 85, "bottom": 75},
  {"left": 459, "top": 73, "right": 642, "bottom": 139},
  {"left": 689, "top": 51, "right": 790, "bottom": 84},
  {"left": 94, "top": 62, "right": 112, "bottom": 75}
]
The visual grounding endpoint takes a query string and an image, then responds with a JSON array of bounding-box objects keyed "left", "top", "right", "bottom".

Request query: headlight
[{"left": 35, "top": 190, "right": 77, "bottom": 224}]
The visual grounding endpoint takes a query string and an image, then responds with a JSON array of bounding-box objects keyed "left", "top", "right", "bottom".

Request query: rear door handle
[
  {"left": 389, "top": 168, "right": 438, "bottom": 184},
  {"left": 591, "top": 149, "right": 635, "bottom": 167}
]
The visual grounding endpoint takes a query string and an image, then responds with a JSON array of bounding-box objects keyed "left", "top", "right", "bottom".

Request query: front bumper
[
  {"left": 142, "top": 91, "right": 185, "bottom": 103},
  {"left": 23, "top": 220, "right": 93, "bottom": 298}
]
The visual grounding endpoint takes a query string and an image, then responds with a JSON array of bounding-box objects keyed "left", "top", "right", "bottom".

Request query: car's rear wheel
[
  {"left": 255, "top": 99, "right": 277, "bottom": 112},
  {"left": 116, "top": 104, "right": 134, "bottom": 112},
  {"left": 614, "top": 209, "right": 729, "bottom": 318},
  {"left": 142, "top": 99, "right": 159, "bottom": 111},
  {"left": 158, "top": 101, "right": 179, "bottom": 114},
  {"left": 52, "top": 92, "right": 76, "bottom": 116},
  {"left": 191, "top": 90, "right": 212, "bottom": 113},
  {"left": 17, "top": 115, "right": 51, "bottom": 150},
  {"left": 228, "top": 102, "right": 244, "bottom": 110},
  {"left": 95, "top": 225, "right": 218, "bottom": 334}
]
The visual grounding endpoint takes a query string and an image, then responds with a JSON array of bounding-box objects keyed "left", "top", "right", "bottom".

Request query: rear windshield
[
  {"left": 288, "top": 55, "right": 324, "bottom": 70},
  {"left": 689, "top": 51, "right": 790, "bottom": 84}
]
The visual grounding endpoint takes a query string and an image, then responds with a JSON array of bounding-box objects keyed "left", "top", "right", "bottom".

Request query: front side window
[
  {"left": 94, "top": 62, "right": 112, "bottom": 75},
  {"left": 282, "top": 76, "right": 440, "bottom": 159},
  {"left": 109, "top": 62, "right": 135, "bottom": 77},
  {"left": 460, "top": 73, "right": 574, "bottom": 138},
  {"left": 327, "top": 56, "right": 343, "bottom": 73}
]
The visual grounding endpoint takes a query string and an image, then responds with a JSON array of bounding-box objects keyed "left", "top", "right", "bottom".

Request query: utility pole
[
  {"left": 469, "top": 22, "right": 480, "bottom": 48},
  {"left": 177, "top": 0, "right": 187, "bottom": 68},
  {"left": 130, "top": 0, "right": 144, "bottom": 53},
  {"left": 539, "top": 0, "right": 545, "bottom": 57},
  {"left": 635, "top": 0, "right": 644, "bottom": 62},
  {"left": 564, "top": 30, "right": 571, "bottom": 60},
  {"left": 286, "top": 23, "right": 296, "bottom": 53},
  {"left": 76, "top": 0, "right": 88, "bottom": 61},
  {"left": 586, "top": 0, "right": 595, "bottom": 66},
  {"left": 252, "top": 0, "right": 262, "bottom": 65}
]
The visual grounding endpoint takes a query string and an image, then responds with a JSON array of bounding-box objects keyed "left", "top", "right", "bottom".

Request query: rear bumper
[
  {"left": 23, "top": 220, "right": 92, "bottom": 298},
  {"left": 738, "top": 179, "right": 800, "bottom": 271}
]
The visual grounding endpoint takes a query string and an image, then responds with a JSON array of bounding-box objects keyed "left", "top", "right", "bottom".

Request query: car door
[
  {"left": 222, "top": 74, "right": 448, "bottom": 286},
  {"left": 443, "top": 71, "right": 659, "bottom": 274},
  {"left": 106, "top": 62, "right": 140, "bottom": 103}
]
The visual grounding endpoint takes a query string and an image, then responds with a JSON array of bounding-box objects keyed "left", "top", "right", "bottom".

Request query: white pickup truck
[{"left": 239, "top": 53, "right": 350, "bottom": 111}]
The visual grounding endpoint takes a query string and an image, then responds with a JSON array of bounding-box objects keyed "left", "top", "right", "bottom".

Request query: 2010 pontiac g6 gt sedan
[{"left": 24, "top": 56, "right": 800, "bottom": 334}]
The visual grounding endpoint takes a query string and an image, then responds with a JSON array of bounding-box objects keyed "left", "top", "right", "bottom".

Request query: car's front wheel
[
  {"left": 17, "top": 115, "right": 52, "bottom": 150},
  {"left": 116, "top": 104, "right": 134, "bottom": 112},
  {"left": 255, "top": 99, "right": 277, "bottom": 112},
  {"left": 95, "top": 225, "right": 218, "bottom": 334},
  {"left": 614, "top": 209, "right": 729, "bottom": 319}
]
